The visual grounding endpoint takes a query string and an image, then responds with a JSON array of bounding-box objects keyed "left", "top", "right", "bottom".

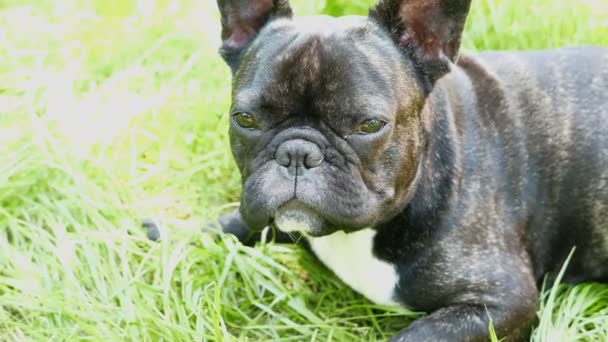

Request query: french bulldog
[{"left": 214, "top": 0, "right": 608, "bottom": 340}]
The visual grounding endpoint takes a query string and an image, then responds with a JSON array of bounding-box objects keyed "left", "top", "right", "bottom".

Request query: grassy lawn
[{"left": 1, "top": 0, "right": 607, "bottom": 340}]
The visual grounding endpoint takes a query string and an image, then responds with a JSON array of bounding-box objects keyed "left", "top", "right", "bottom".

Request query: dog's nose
[{"left": 275, "top": 139, "right": 324, "bottom": 169}]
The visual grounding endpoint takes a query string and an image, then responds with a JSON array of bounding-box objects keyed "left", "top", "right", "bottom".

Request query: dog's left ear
[
  {"left": 217, "top": 0, "right": 293, "bottom": 71},
  {"left": 369, "top": 0, "right": 472, "bottom": 89}
]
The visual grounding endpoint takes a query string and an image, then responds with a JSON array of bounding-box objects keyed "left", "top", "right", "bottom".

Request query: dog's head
[{"left": 217, "top": 0, "right": 471, "bottom": 236}]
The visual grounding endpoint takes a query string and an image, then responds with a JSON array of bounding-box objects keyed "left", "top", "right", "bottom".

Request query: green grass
[{"left": 0, "top": 0, "right": 607, "bottom": 340}]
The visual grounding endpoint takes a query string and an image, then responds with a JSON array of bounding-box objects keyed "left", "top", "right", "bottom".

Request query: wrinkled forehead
[{"left": 232, "top": 15, "right": 417, "bottom": 117}]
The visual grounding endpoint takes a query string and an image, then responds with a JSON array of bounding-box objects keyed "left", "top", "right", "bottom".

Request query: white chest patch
[{"left": 307, "top": 228, "right": 399, "bottom": 306}]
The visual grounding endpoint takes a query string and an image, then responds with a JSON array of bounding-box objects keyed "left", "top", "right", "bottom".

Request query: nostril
[
  {"left": 304, "top": 149, "right": 324, "bottom": 168},
  {"left": 276, "top": 150, "right": 292, "bottom": 167}
]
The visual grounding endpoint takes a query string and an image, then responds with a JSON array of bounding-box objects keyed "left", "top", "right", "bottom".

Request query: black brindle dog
[{"left": 211, "top": 0, "right": 608, "bottom": 340}]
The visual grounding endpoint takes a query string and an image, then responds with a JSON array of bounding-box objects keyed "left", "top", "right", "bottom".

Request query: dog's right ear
[
  {"left": 217, "top": 0, "right": 293, "bottom": 71},
  {"left": 369, "top": 0, "right": 472, "bottom": 91}
]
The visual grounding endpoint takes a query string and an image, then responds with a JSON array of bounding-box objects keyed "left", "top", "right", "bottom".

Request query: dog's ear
[
  {"left": 369, "top": 0, "right": 472, "bottom": 89},
  {"left": 217, "top": 0, "right": 293, "bottom": 71}
]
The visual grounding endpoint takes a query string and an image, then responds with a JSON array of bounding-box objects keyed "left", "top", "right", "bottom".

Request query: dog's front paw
[
  {"left": 140, "top": 211, "right": 254, "bottom": 244},
  {"left": 388, "top": 301, "right": 534, "bottom": 342},
  {"left": 388, "top": 323, "right": 450, "bottom": 342},
  {"left": 213, "top": 210, "right": 252, "bottom": 242},
  {"left": 203, "top": 209, "right": 263, "bottom": 246},
  {"left": 142, "top": 210, "right": 294, "bottom": 246},
  {"left": 212, "top": 209, "right": 296, "bottom": 246},
  {"left": 142, "top": 218, "right": 162, "bottom": 241}
]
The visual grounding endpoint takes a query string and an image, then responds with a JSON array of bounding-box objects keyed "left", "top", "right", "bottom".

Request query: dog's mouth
[{"left": 271, "top": 200, "right": 327, "bottom": 236}]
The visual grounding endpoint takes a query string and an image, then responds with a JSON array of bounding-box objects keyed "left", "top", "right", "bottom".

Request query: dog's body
[{"left": 214, "top": 0, "right": 608, "bottom": 340}]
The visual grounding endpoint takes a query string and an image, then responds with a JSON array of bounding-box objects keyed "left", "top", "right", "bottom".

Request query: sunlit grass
[{"left": 1, "top": 0, "right": 607, "bottom": 340}]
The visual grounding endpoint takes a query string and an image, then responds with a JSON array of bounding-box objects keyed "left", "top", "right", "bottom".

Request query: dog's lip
[
  {"left": 272, "top": 200, "right": 318, "bottom": 225},
  {"left": 276, "top": 199, "right": 310, "bottom": 211},
  {"left": 272, "top": 199, "right": 326, "bottom": 234},
  {"left": 270, "top": 199, "right": 313, "bottom": 219},
  {"left": 269, "top": 201, "right": 359, "bottom": 237},
  {"left": 271, "top": 199, "right": 363, "bottom": 232}
]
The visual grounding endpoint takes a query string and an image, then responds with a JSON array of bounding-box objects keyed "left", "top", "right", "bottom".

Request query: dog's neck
[{"left": 373, "top": 71, "right": 467, "bottom": 260}]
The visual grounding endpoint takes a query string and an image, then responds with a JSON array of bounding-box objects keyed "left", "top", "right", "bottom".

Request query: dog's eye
[
  {"left": 357, "top": 119, "right": 386, "bottom": 134},
  {"left": 233, "top": 112, "right": 259, "bottom": 129}
]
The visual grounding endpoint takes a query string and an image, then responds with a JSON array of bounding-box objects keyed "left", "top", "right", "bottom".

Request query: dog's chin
[{"left": 273, "top": 201, "right": 328, "bottom": 236}]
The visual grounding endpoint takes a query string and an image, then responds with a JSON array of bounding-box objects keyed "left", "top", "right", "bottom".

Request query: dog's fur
[{"left": 214, "top": 0, "right": 608, "bottom": 340}]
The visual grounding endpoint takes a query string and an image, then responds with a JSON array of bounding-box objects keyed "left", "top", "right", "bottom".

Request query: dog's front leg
[
  {"left": 216, "top": 209, "right": 296, "bottom": 246},
  {"left": 389, "top": 301, "right": 536, "bottom": 342},
  {"left": 214, "top": 210, "right": 258, "bottom": 245}
]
